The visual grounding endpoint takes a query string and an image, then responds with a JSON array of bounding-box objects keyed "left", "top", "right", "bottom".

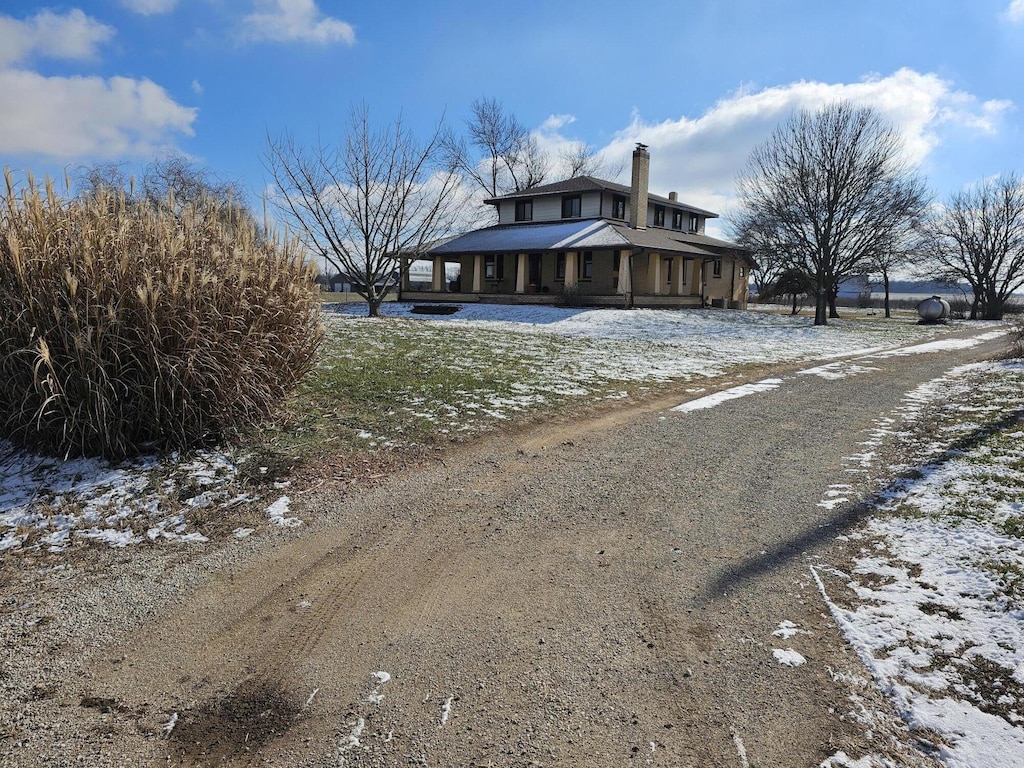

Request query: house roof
[
  {"left": 427, "top": 218, "right": 753, "bottom": 263},
  {"left": 484, "top": 175, "right": 719, "bottom": 218}
]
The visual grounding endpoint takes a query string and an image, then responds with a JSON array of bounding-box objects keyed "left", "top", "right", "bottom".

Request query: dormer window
[
  {"left": 689, "top": 214, "right": 700, "bottom": 233},
  {"left": 672, "top": 210, "right": 684, "bottom": 230},
  {"left": 654, "top": 205, "right": 665, "bottom": 227},
  {"left": 515, "top": 199, "right": 533, "bottom": 222},
  {"left": 562, "top": 195, "right": 582, "bottom": 219},
  {"left": 612, "top": 195, "right": 627, "bottom": 220}
]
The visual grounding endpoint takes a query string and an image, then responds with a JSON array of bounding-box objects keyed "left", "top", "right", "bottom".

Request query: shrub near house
[{"left": 0, "top": 171, "right": 323, "bottom": 459}]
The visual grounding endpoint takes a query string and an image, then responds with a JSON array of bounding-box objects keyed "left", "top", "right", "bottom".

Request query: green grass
[{"left": 249, "top": 318, "right": 617, "bottom": 468}]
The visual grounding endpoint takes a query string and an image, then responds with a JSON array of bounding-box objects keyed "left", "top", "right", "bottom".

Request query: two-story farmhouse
[{"left": 401, "top": 144, "right": 754, "bottom": 309}]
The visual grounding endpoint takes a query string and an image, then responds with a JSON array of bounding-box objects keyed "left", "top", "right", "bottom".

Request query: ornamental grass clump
[{"left": 0, "top": 169, "right": 323, "bottom": 458}]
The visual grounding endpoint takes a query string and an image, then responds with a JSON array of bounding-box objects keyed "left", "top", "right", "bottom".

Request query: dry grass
[{"left": 0, "top": 169, "right": 323, "bottom": 458}]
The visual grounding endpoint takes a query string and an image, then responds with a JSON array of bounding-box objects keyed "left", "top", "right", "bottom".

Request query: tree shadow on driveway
[{"left": 702, "top": 408, "right": 1024, "bottom": 602}]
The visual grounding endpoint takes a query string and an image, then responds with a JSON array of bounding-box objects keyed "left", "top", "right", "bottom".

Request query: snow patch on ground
[
  {"left": 267, "top": 496, "right": 302, "bottom": 528},
  {"left": 672, "top": 378, "right": 783, "bottom": 412},
  {"left": 0, "top": 445, "right": 244, "bottom": 553},
  {"left": 819, "top": 358, "right": 1024, "bottom": 768},
  {"left": 773, "top": 648, "right": 808, "bottom": 667}
]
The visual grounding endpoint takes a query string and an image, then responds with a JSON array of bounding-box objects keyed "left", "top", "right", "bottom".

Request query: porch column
[
  {"left": 616, "top": 252, "right": 632, "bottom": 295},
  {"left": 515, "top": 253, "right": 527, "bottom": 293},
  {"left": 564, "top": 250, "right": 578, "bottom": 288},
  {"left": 649, "top": 252, "right": 663, "bottom": 295},
  {"left": 432, "top": 256, "right": 445, "bottom": 292},
  {"left": 472, "top": 254, "right": 482, "bottom": 292}
]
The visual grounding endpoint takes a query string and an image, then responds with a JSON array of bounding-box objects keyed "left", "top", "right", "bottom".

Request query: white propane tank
[{"left": 917, "top": 295, "right": 951, "bottom": 322}]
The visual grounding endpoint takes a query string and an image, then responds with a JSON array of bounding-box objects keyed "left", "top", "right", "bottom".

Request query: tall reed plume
[{"left": 0, "top": 169, "right": 323, "bottom": 458}]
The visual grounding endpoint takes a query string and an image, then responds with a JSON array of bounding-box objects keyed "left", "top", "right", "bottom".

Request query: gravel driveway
[{"left": 1, "top": 327, "right": 1011, "bottom": 767}]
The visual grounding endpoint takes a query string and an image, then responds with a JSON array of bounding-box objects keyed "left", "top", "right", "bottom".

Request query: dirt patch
[{"left": 166, "top": 679, "right": 304, "bottom": 766}]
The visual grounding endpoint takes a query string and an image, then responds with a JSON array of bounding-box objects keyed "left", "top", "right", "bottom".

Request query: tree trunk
[
  {"left": 883, "top": 274, "right": 891, "bottom": 319},
  {"left": 368, "top": 298, "right": 383, "bottom": 318},
  {"left": 791, "top": 293, "right": 798, "bottom": 315},
  {"left": 983, "top": 292, "right": 1004, "bottom": 321},
  {"left": 814, "top": 271, "right": 828, "bottom": 326},
  {"left": 970, "top": 294, "right": 980, "bottom": 320}
]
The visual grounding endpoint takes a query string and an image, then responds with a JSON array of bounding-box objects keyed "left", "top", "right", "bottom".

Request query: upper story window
[
  {"left": 612, "top": 195, "right": 627, "bottom": 220},
  {"left": 672, "top": 210, "right": 684, "bottom": 230},
  {"left": 562, "top": 195, "right": 582, "bottom": 219},
  {"left": 515, "top": 199, "right": 533, "bottom": 222},
  {"left": 689, "top": 214, "right": 700, "bottom": 232},
  {"left": 654, "top": 205, "right": 665, "bottom": 227}
]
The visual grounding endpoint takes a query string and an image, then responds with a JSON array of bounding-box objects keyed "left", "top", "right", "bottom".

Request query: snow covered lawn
[{"left": 816, "top": 358, "right": 1024, "bottom": 767}]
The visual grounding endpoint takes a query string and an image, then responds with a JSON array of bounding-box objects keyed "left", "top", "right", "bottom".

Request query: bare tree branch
[{"left": 265, "top": 104, "right": 464, "bottom": 317}]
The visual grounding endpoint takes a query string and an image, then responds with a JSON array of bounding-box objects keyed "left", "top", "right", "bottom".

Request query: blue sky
[{"left": 2, "top": 0, "right": 1022, "bottom": 237}]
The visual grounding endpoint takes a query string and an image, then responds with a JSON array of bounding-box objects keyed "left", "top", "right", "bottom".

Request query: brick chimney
[
  {"left": 668, "top": 191, "right": 678, "bottom": 202},
  {"left": 629, "top": 143, "right": 650, "bottom": 230}
]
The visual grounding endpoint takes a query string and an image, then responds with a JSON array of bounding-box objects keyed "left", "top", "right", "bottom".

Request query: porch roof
[{"left": 427, "top": 219, "right": 744, "bottom": 259}]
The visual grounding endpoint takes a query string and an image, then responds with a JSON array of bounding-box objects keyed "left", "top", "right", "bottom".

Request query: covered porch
[
  {"left": 400, "top": 250, "right": 713, "bottom": 309},
  {"left": 405, "top": 219, "right": 751, "bottom": 309}
]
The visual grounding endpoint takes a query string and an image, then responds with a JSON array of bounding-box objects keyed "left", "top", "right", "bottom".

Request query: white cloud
[
  {"left": 0, "top": 8, "right": 196, "bottom": 161},
  {"left": 191, "top": 79, "right": 203, "bottom": 95},
  {"left": 240, "top": 0, "right": 355, "bottom": 45},
  {"left": 1007, "top": 0, "right": 1024, "bottom": 22},
  {"left": 588, "top": 68, "right": 1012, "bottom": 234},
  {"left": 0, "top": 9, "right": 114, "bottom": 67},
  {"left": 539, "top": 114, "right": 575, "bottom": 133},
  {"left": 0, "top": 70, "right": 197, "bottom": 159},
  {"left": 120, "top": 0, "right": 179, "bottom": 14}
]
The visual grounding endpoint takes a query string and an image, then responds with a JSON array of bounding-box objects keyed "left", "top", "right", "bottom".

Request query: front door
[{"left": 528, "top": 253, "right": 542, "bottom": 291}]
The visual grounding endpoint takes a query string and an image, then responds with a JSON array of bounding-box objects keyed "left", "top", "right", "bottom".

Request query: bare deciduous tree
[
  {"left": 557, "top": 140, "right": 625, "bottom": 182},
  {"left": 867, "top": 228, "right": 922, "bottom": 318},
  {"left": 445, "top": 97, "right": 549, "bottom": 198},
  {"left": 730, "top": 211, "right": 797, "bottom": 301},
  {"left": 735, "top": 102, "right": 928, "bottom": 325},
  {"left": 74, "top": 155, "right": 256, "bottom": 232},
  {"left": 265, "top": 104, "right": 463, "bottom": 317},
  {"left": 926, "top": 173, "right": 1024, "bottom": 320}
]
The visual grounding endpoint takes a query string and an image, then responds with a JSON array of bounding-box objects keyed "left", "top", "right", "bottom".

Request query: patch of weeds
[
  {"left": 953, "top": 656, "right": 1024, "bottom": 725},
  {"left": 887, "top": 501, "right": 927, "bottom": 520},
  {"left": 918, "top": 601, "right": 963, "bottom": 620},
  {"left": 1003, "top": 516, "right": 1024, "bottom": 539},
  {"left": 232, "top": 447, "right": 294, "bottom": 488},
  {"left": 978, "top": 557, "right": 1024, "bottom": 610},
  {"left": 942, "top": 493, "right": 994, "bottom": 522}
]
